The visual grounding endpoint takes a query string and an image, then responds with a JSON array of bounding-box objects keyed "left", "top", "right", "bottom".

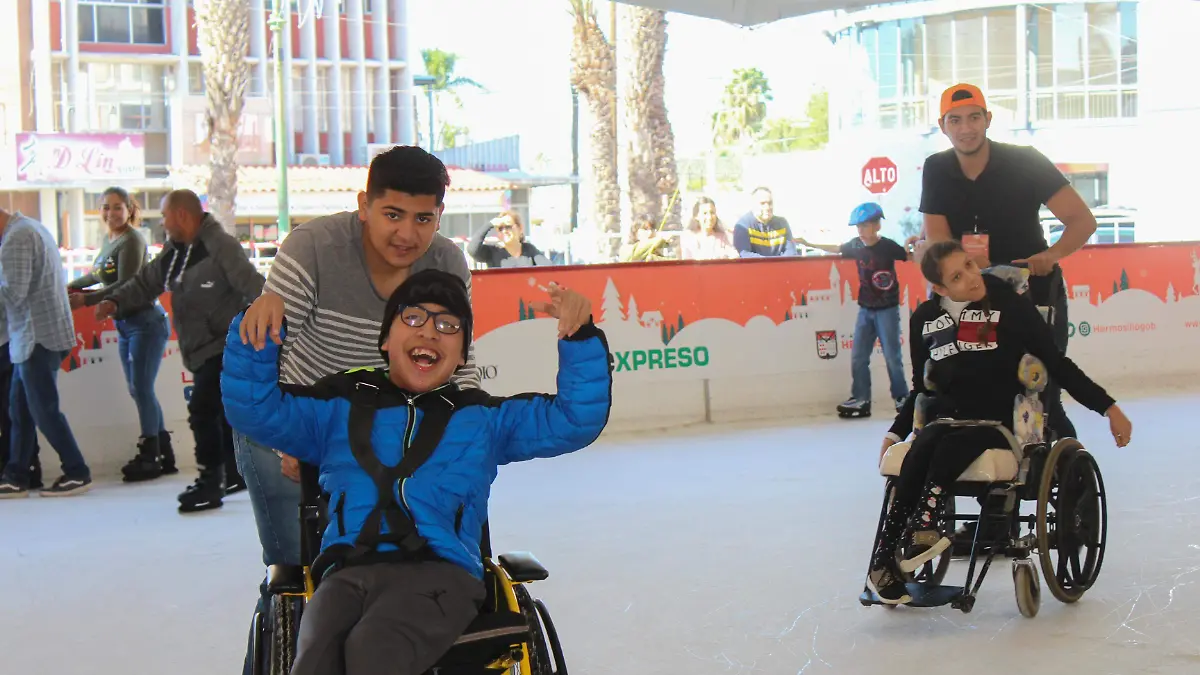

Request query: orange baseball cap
[{"left": 939, "top": 83, "right": 987, "bottom": 118}]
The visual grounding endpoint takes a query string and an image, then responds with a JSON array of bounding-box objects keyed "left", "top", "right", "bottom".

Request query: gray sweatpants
[{"left": 291, "top": 560, "right": 485, "bottom": 675}]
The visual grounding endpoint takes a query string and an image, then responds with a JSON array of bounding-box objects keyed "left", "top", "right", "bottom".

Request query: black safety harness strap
[{"left": 312, "top": 372, "right": 456, "bottom": 582}]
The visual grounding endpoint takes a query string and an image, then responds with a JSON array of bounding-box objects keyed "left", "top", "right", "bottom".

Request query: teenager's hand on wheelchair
[
  {"left": 1105, "top": 404, "right": 1132, "bottom": 448},
  {"left": 241, "top": 291, "right": 287, "bottom": 350},
  {"left": 531, "top": 283, "right": 593, "bottom": 339},
  {"left": 280, "top": 453, "right": 301, "bottom": 482}
]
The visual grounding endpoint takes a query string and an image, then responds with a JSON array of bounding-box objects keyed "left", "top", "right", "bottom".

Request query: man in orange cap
[
  {"left": 917, "top": 82, "right": 1096, "bottom": 443},
  {"left": 917, "top": 83, "right": 1099, "bottom": 552}
]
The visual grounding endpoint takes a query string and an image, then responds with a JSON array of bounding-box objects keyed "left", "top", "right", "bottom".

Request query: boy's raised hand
[{"left": 531, "top": 283, "right": 593, "bottom": 339}]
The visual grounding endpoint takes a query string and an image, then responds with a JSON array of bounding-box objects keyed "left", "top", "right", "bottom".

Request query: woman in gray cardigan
[{"left": 68, "top": 187, "right": 175, "bottom": 482}]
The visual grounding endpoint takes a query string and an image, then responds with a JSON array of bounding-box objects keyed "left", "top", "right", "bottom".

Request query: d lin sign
[{"left": 862, "top": 156, "right": 898, "bottom": 195}]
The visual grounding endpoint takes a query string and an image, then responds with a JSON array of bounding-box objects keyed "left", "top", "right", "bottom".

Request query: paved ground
[{"left": 4, "top": 393, "right": 1198, "bottom": 674}]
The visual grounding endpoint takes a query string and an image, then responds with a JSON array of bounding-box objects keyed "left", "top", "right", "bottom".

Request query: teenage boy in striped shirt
[{"left": 232, "top": 146, "right": 478, "bottom": 674}]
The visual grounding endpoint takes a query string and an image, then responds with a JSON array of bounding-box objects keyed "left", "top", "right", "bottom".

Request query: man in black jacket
[{"left": 97, "top": 190, "right": 265, "bottom": 512}]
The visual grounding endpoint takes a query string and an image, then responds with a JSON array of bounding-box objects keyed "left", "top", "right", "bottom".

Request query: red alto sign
[{"left": 862, "top": 156, "right": 898, "bottom": 194}]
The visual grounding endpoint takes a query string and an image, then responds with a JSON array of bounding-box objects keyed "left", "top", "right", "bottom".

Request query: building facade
[
  {"left": 0, "top": 0, "right": 418, "bottom": 247},
  {"left": 808, "top": 0, "right": 1198, "bottom": 244}
]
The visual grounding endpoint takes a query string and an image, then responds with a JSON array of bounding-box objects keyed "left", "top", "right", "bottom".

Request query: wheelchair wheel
[
  {"left": 1012, "top": 559, "right": 1041, "bottom": 618},
  {"left": 885, "top": 482, "right": 954, "bottom": 587},
  {"left": 268, "top": 595, "right": 302, "bottom": 675},
  {"left": 512, "top": 585, "right": 554, "bottom": 675},
  {"left": 1036, "top": 440, "right": 1108, "bottom": 604}
]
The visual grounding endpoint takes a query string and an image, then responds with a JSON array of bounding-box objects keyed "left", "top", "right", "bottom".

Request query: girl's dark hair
[
  {"left": 920, "top": 239, "right": 995, "bottom": 345},
  {"left": 627, "top": 215, "right": 656, "bottom": 244},
  {"left": 919, "top": 239, "right": 964, "bottom": 286},
  {"left": 102, "top": 186, "right": 141, "bottom": 228},
  {"left": 687, "top": 196, "right": 725, "bottom": 234}
]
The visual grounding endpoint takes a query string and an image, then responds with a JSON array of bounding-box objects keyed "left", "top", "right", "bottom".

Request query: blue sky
[{"left": 405, "top": 0, "right": 837, "bottom": 171}]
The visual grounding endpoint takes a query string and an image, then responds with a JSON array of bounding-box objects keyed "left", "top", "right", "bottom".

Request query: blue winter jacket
[{"left": 221, "top": 313, "right": 613, "bottom": 579}]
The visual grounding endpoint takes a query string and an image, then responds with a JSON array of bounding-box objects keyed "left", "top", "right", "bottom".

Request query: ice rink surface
[{"left": 4, "top": 393, "right": 1199, "bottom": 675}]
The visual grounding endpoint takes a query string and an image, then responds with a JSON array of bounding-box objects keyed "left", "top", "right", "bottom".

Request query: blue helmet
[{"left": 849, "top": 202, "right": 885, "bottom": 226}]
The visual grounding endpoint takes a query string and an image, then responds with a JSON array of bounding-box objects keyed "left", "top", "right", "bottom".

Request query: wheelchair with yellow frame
[
  {"left": 858, "top": 266, "right": 1108, "bottom": 617},
  {"left": 251, "top": 463, "right": 568, "bottom": 675}
]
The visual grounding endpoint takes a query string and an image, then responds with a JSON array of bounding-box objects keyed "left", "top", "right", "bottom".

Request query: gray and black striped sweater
[{"left": 265, "top": 211, "right": 480, "bottom": 390}]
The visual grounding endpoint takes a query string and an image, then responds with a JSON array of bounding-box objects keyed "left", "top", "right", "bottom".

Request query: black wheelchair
[
  {"left": 859, "top": 267, "right": 1108, "bottom": 617},
  {"left": 251, "top": 464, "right": 568, "bottom": 674}
]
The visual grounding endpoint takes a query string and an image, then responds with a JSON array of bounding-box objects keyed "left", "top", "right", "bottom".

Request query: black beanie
[{"left": 379, "top": 269, "right": 473, "bottom": 364}]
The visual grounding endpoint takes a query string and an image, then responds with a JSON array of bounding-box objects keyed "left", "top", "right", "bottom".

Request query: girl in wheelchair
[
  {"left": 222, "top": 270, "right": 612, "bottom": 675},
  {"left": 867, "top": 240, "right": 1132, "bottom": 605}
]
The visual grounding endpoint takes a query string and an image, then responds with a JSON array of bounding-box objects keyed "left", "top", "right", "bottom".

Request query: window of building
[
  {"left": 1066, "top": 171, "right": 1109, "bottom": 208},
  {"left": 954, "top": 11, "right": 986, "bottom": 85},
  {"left": 188, "top": 62, "right": 205, "bottom": 95},
  {"left": 985, "top": 9, "right": 1018, "bottom": 91},
  {"left": 79, "top": 0, "right": 166, "bottom": 46},
  {"left": 318, "top": 68, "right": 330, "bottom": 133},
  {"left": 1031, "top": 2, "right": 1138, "bottom": 123},
  {"left": 843, "top": 3, "right": 1138, "bottom": 134},
  {"left": 51, "top": 62, "right": 68, "bottom": 131},
  {"left": 925, "top": 14, "right": 953, "bottom": 94},
  {"left": 84, "top": 62, "right": 167, "bottom": 132}
]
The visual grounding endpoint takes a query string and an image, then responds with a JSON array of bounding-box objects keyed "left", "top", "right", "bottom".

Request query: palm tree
[
  {"left": 420, "top": 48, "right": 485, "bottom": 150},
  {"left": 623, "top": 7, "right": 680, "bottom": 230},
  {"left": 194, "top": 0, "right": 250, "bottom": 234},
  {"left": 712, "top": 67, "right": 773, "bottom": 148},
  {"left": 568, "top": 0, "right": 620, "bottom": 258}
]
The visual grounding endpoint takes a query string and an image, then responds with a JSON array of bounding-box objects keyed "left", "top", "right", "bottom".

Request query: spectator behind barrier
[
  {"left": 732, "top": 186, "right": 797, "bottom": 258},
  {"left": 620, "top": 215, "right": 673, "bottom": 262},
  {"left": 467, "top": 211, "right": 553, "bottom": 268},
  {"left": 680, "top": 196, "right": 737, "bottom": 261}
]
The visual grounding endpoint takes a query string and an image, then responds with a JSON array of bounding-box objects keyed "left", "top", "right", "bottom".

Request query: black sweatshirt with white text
[{"left": 889, "top": 275, "right": 1115, "bottom": 440}]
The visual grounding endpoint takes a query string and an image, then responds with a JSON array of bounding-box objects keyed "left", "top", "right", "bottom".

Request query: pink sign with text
[{"left": 15, "top": 132, "right": 146, "bottom": 183}]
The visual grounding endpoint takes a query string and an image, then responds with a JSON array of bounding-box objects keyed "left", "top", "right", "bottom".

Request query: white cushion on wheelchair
[{"left": 878, "top": 442, "right": 1019, "bottom": 482}]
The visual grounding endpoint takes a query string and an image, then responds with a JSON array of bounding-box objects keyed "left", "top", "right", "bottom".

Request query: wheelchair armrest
[
  {"left": 497, "top": 551, "right": 550, "bottom": 583},
  {"left": 267, "top": 564, "right": 308, "bottom": 594}
]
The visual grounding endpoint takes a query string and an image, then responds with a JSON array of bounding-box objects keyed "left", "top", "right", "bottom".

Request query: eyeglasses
[
  {"left": 495, "top": 225, "right": 515, "bottom": 233},
  {"left": 397, "top": 305, "right": 463, "bottom": 335}
]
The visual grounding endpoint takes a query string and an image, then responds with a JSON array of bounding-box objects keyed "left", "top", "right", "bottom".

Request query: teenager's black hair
[{"left": 366, "top": 146, "right": 452, "bottom": 205}]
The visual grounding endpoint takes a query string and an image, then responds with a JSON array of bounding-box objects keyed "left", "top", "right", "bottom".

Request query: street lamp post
[{"left": 269, "top": 0, "right": 291, "bottom": 237}]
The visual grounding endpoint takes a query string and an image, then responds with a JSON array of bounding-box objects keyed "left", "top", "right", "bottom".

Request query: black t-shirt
[
  {"left": 840, "top": 237, "right": 907, "bottom": 309},
  {"left": 919, "top": 141, "right": 1069, "bottom": 267}
]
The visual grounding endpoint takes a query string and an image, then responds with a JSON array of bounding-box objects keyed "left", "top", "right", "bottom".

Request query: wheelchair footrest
[
  {"left": 860, "top": 583, "right": 965, "bottom": 608},
  {"left": 497, "top": 551, "right": 549, "bottom": 583},
  {"left": 267, "top": 564, "right": 308, "bottom": 595}
]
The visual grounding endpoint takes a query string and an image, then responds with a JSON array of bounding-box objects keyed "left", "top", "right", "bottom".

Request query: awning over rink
[{"left": 614, "top": 0, "right": 893, "bottom": 26}]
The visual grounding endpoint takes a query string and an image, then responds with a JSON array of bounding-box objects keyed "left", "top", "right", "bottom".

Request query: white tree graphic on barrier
[
  {"left": 627, "top": 295, "right": 641, "bottom": 325},
  {"left": 601, "top": 278, "right": 625, "bottom": 323}
]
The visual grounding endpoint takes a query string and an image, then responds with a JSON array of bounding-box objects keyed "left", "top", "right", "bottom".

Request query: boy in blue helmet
[
  {"left": 221, "top": 269, "right": 612, "bottom": 675},
  {"left": 797, "top": 203, "right": 911, "bottom": 418}
]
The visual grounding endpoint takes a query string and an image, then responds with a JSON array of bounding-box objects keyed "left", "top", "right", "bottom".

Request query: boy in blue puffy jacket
[{"left": 221, "top": 269, "right": 612, "bottom": 675}]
